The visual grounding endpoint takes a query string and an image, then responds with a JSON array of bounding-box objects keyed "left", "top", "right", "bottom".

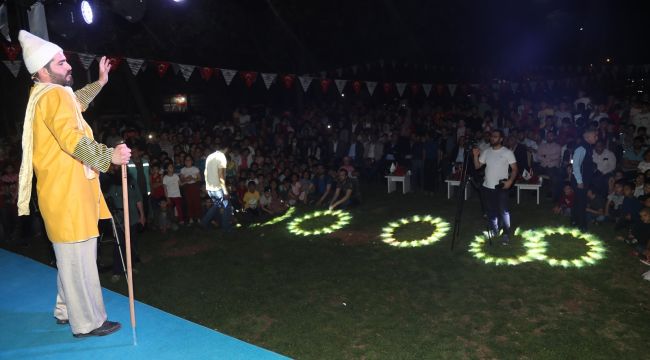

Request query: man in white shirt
[
  {"left": 200, "top": 147, "right": 232, "bottom": 230},
  {"left": 473, "top": 129, "right": 519, "bottom": 245},
  {"left": 592, "top": 140, "right": 616, "bottom": 196}
]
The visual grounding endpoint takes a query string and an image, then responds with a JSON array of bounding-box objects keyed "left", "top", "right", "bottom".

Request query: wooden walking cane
[{"left": 121, "top": 163, "right": 138, "bottom": 345}]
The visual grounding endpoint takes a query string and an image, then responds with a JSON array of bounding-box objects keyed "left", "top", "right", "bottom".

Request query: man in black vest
[{"left": 571, "top": 129, "right": 598, "bottom": 231}]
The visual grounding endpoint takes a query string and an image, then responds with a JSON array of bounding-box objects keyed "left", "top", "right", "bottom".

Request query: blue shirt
[{"left": 572, "top": 146, "right": 586, "bottom": 184}]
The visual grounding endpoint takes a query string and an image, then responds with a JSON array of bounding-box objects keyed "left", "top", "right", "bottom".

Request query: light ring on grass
[
  {"left": 468, "top": 228, "right": 547, "bottom": 266},
  {"left": 520, "top": 226, "right": 606, "bottom": 268},
  {"left": 287, "top": 209, "right": 352, "bottom": 236},
  {"left": 380, "top": 215, "right": 450, "bottom": 247},
  {"left": 250, "top": 207, "right": 296, "bottom": 227}
]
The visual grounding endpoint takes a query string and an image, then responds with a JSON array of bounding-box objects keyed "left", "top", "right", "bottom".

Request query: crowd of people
[{"left": 2, "top": 82, "right": 650, "bottom": 265}]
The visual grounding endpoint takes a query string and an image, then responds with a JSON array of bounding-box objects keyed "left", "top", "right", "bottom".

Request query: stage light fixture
[{"left": 80, "top": 1, "right": 93, "bottom": 24}]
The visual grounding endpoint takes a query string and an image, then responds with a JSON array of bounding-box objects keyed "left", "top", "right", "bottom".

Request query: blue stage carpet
[{"left": 0, "top": 249, "right": 289, "bottom": 360}]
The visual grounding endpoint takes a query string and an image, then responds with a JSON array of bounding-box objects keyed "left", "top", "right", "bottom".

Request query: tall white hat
[{"left": 18, "top": 30, "right": 63, "bottom": 74}]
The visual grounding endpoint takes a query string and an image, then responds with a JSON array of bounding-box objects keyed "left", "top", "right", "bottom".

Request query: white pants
[{"left": 52, "top": 237, "right": 107, "bottom": 334}]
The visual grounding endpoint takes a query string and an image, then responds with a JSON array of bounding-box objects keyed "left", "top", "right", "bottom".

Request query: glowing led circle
[
  {"left": 380, "top": 215, "right": 450, "bottom": 248},
  {"left": 287, "top": 210, "right": 351, "bottom": 236},
  {"left": 468, "top": 228, "right": 547, "bottom": 266},
  {"left": 81, "top": 1, "right": 94, "bottom": 24},
  {"left": 250, "top": 207, "right": 296, "bottom": 227},
  {"left": 521, "top": 226, "right": 606, "bottom": 268}
]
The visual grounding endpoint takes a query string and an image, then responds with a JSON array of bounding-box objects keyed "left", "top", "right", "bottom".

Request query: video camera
[{"left": 494, "top": 178, "right": 508, "bottom": 189}]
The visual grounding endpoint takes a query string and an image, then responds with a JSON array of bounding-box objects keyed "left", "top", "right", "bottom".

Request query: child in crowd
[
  {"left": 633, "top": 173, "right": 646, "bottom": 197},
  {"left": 638, "top": 149, "right": 650, "bottom": 174},
  {"left": 163, "top": 164, "right": 185, "bottom": 225},
  {"left": 553, "top": 184, "right": 574, "bottom": 216},
  {"left": 158, "top": 199, "right": 171, "bottom": 233},
  {"left": 605, "top": 181, "right": 624, "bottom": 221},
  {"left": 288, "top": 173, "right": 305, "bottom": 205},
  {"left": 180, "top": 156, "right": 202, "bottom": 225},
  {"left": 617, "top": 182, "right": 642, "bottom": 230},
  {"left": 622, "top": 208, "right": 650, "bottom": 265},
  {"left": 260, "top": 186, "right": 288, "bottom": 216},
  {"left": 585, "top": 188, "right": 606, "bottom": 225},
  {"left": 243, "top": 181, "right": 261, "bottom": 217}
]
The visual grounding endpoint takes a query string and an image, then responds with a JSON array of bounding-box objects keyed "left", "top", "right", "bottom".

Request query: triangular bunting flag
[
  {"left": 155, "top": 61, "right": 170, "bottom": 78},
  {"left": 2, "top": 60, "right": 21, "bottom": 77},
  {"left": 78, "top": 53, "right": 96, "bottom": 70},
  {"left": 448, "top": 84, "right": 457, "bottom": 96},
  {"left": 298, "top": 76, "right": 313, "bottom": 92},
  {"left": 221, "top": 69, "right": 237, "bottom": 86},
  {"left": 366, "top": 81, "right": 377, "bottom": 96},
  {"left": 261, "top": 73, "right": 277, "bottom": 89},
  {"left": 199, "top": 67, "right": 214, "bottom": 81},
  {"left": 178, "top": 64, "right": 195, "bottom": 81},
  {"left": 126, "top": 58, "right": 144, "bottom": 76},
  {"left": 241, "top": 71, "right": 258, "bottom": 88},
  {"left": 383, "top": 82, "right": 392, "bottom": 94},
  {"left": 422, "top": 83, "right": 432, "bottom": 97},
  {"left": 395, "top": 83, "right": 406, "bottom": 97},
  {"left": 170, "top": 63, "right": 180, "bottom": 75},
  {"left": 334, "top": 79, "right": 347, "bottom": 94}
]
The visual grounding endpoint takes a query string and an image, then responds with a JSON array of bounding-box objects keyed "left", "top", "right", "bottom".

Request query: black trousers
[
  {"left": 482, "top": 186, "right": 512, "bottom": 236},
  {"left": 572, "top": 187, "right": 588, "bottom": 230}
]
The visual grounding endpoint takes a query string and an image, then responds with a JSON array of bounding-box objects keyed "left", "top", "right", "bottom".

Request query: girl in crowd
[
  {"left": 180, "top": 156, "right": 202, "bottom": 224},
  {"left": 163, "top": 163, "right": 185, "bottom": 225}
]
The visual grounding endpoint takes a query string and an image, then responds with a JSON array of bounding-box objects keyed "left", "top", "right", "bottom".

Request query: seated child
[
  {"left": 585, "top": 188, "right": 606, "bottom": 224},
  {"left": 618, "top": 182, "right": 642, "bottom": 229},
  {"left": 605, "top": 181, "right": 625, "bottom": 221},
  {"left": 553, "top": 184, "right": 574, "bottom": 216},
  {"left": 623, "top": 208, "right": 650, "bottom": 265},
  {"left": 242, "top": 180, "right": 261, "bottom": 216}
]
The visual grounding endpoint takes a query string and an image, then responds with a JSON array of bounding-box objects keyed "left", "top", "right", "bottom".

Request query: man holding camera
[{"left": 472, "top": 130, "right": 518, "bottom": 245}]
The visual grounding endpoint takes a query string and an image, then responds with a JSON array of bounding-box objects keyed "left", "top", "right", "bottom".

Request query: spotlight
[{"left": 80, "top": 1, "right": 93, "bottom": 25}]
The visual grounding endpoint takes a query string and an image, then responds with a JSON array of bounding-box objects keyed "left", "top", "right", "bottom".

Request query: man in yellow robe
[{"left": 17, "top": 30, "right": 131, "bottom": 337}]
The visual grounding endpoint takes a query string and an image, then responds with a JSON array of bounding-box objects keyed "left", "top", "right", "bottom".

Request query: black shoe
[
  {"left": 73, "top": 321, "right": 121, "bottom": 338},
  {"left": 55, "top": 318, "right": 69, "bottom": 325}
]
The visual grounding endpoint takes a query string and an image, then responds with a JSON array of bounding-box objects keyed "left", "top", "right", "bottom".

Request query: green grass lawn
[{"left": 5, "top": 183, "right": 650, "bottom": 359}]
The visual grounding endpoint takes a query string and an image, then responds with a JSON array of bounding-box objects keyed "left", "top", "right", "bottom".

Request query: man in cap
[{"left": 17, "top": 30, "right": 131, "bottom": 337}]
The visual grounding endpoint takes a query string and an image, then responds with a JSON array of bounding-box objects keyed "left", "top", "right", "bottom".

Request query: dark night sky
[{"left": 36, "top": 0, "right": 650, "bottom": 73}]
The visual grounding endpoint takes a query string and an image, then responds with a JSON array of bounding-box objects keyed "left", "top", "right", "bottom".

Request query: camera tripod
[{"left": 450, "top": 145, "right": 494, "bottom": 250}]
